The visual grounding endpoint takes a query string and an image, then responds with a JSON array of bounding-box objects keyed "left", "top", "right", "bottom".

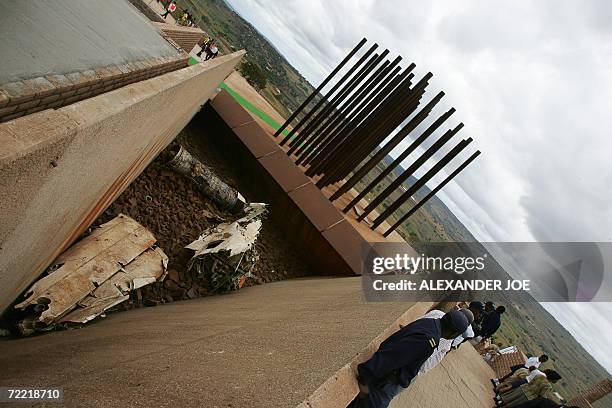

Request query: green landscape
[{"left": 180, "top": 0, "right": 609, "bottom": 403}]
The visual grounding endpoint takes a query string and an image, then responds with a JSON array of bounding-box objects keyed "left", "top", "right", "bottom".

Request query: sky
[{"left": 225, "top": 0, "right": 612, "bottom": 373}]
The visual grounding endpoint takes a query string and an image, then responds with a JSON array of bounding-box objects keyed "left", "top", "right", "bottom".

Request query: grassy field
[{"left": 176, "top": 0, "right": 319, "bottom": 120}]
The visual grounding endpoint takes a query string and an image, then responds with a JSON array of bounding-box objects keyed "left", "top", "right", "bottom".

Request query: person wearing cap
[
  {"left": 417, "top": 308, "right": 474, "bottom": 375},
  {"left": 478, "top": 304, "right": 505, "bottom": 340},
  {"left": 349, "top": 310, "right": 469, "bottom": 408}
]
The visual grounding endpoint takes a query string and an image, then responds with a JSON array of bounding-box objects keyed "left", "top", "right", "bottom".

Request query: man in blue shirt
[
  {"left": 349, "top": 310, "right": 470, "bottom": 408},
  {"left": 478, "top": 305, "right": 505, "bottom": 340}
]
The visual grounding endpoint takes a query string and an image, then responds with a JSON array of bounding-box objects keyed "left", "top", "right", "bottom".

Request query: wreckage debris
[
  {"left": 166, "top": 143, "right": 246, "bottom": 213},
  {"left": 14, "top": 215, "right": 168, "bottom": 334},
  {"left": 187, "top": 203, "right": 267, "bottom": 292}
]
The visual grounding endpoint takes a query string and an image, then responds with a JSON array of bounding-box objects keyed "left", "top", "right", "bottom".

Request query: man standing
[
  {"left": 479, "top": 304, "right": 505, "bottom": 340},
  {"left": 349, "top": 310, "right": 469, "bottom": 408},
  {"left": 161, "top": 1, "right": 176, "bottom": 19}
]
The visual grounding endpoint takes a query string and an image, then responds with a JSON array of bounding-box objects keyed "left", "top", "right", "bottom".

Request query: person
[
  {"left": 177, "top": 9, "right": 189, "bottom": 26},
  {"left": 469, "top": 301, "right": 485, "bottom": 328},
  {"left": 493, "top": 354, "right": 549, "bottom": 385},
  {"left": 205, "top": 43, "right": 219, "bottom": 60},
  {"left": 161, "top": 1, "right": 176, "bottom": 19},
  {"left": 450, "top": 308, "right": 475, "bottom": 349},
  {"left": 196, "top": 37, "right": 212, "bottom": 58},
  {"left": 483, "top": 342, "right": 503, "bottom": 362},
  {"left": 495, "top": 371, "right": 562, "bottom": 407},
  {"left": 417, "top": 308, "right": 474, "bottom": 375},
  {"left": 478, "top": 304, "right": 505, "bottom": 340},
  {"left": 348, "top": 310, "right": 469, "bottom": 408},
  {"left": 495, "top": 368, "right": 556, "bottom": 394}
]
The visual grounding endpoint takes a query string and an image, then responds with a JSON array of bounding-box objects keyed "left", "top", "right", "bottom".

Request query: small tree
[{"left": 240, "top": 61, "right": 268, "bottom": 90}]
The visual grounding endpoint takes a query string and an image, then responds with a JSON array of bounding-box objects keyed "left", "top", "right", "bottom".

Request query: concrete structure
[
  {"left": 568, "top": 378, "right": 612, "bottom": 408},
  {"left": 0, "top": 52, "right": 245, "bottom": 314},
  {"left": 0, "top": 0, "right": 196, "bottom": 122},
  {"left": 153, "top": 22, "right": 204, "bottom": 54},
  {"left": 0, "top": 278, "right": 497, "bottom": 408},
  {"left": 0, "top": 0, "right": 181, "bottom": 85},
  {"left": 489, "top": 350, "right": 528, "bottom": 378}
]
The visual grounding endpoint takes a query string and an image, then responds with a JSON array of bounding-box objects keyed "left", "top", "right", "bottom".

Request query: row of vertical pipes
[{"left": 273, "top": 38, "right": 481, "bottom": 237}]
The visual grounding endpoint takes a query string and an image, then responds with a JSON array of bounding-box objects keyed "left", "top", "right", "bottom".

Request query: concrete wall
[
  {"left": 153, "top": 22, "right": 204, "bottom": 53},
  {"left": 0, "top": 51, "right": 245, "bottom": 314}
]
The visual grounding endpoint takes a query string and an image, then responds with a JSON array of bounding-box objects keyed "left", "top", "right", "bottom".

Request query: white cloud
[{"left": 226, "top": 0, "right": 612, "bottom": 373}]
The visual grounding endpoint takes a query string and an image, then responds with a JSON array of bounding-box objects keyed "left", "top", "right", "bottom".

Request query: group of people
[
  {"left": 490, "top": 355, "right": 574, "bottom": 407},
  {"left": 347, "top": 300, "right": 574, "bottom": 408},
  {"left": 196, "top": 36, "right": 219, "bottom": 61},
  {"left": 159, "top": 1, "right": 198, "bottom": 27}
]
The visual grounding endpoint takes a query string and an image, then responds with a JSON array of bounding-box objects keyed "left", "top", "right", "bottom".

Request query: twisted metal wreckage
[{"left": 12, "top": 145, "right": 266, "bottom": 336}]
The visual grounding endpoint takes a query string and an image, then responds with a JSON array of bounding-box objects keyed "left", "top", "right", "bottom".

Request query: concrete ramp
[
  {"left": 391, "top": 342, "right": 496, "bottom": 408},
  {"left": 0, "top": 277, "right": 422, "bottom": 407},
  {"left": 0, "top": 277, "right": 497, "bottom": 408}
]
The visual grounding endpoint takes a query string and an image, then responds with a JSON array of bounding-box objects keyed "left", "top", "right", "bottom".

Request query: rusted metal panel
[{"left": 234, "top": 121, "right": 281, "bottom": 158}]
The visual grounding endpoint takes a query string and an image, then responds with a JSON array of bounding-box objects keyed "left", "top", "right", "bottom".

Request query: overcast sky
[{"left": 226, "top": 0, "right": 612, "bottom": 373}]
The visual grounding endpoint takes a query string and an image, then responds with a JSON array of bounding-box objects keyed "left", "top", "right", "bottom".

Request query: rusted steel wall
[{"left": 207, "top": 90, "right": 370, "bottom": 277}]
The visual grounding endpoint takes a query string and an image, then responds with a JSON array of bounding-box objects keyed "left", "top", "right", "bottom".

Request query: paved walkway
[
  {"left": 0, "top": 278, "right": 420, "bottom": 408},
  {"left": 144, "top": 0, "right": 177, "bottom": 24},
  {"left": 391, "top": 343, "right": 496, "bottom": 407}
]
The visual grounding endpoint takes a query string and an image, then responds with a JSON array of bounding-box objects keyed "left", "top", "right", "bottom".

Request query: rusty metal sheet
[
  {"left": 257, "top": 150, "right": 311, "bottom": 193},
  {"left": 288, "top": 183, "right": 345, "bottom": 232},
  {"left": 15, "top": 214, "right": 165, "bottom": 325},
  {"left": 233, "top": 122, "right": 281, "bottom": 159},
  {"left": 210, "top": 89, "right": 254, "bottom": 129}
]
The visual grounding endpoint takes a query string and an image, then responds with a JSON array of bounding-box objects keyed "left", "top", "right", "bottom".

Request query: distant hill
[{"left": 177, "top": 0, "right": 318, "bottom": 119}]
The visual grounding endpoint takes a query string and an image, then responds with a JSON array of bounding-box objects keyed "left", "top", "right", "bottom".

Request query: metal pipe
[
  {"left": 333, "top": 96, "right": 449, "bottom": 204},
  {"left": 287, "top": 49, "right": 387, "bottom": 153},
  {"left": 383, "top": 150, "right": 481, "bottom": 236},
  {"left": 274, "top": 38, "right": 367, "bottom": 137},
  {"left": 357, "top": 123, "right": 463, "bottom": 221},
  {"left": 310, "top": 70, "right": 424, "bottom": 178},
  {"left": 305, "top": 68, "right": 414, "bottom": 177},
  {"left": 330, "top": 91, "right": 444, "bottom": 194},
  {"left": 318, "top": 73, "right": 431, "bottom": 186},
  {"left": 280, "top": 43, "right": 379, "bottom": 146},
  {"left": 339, "top": 107, "right": 455, "bottom": 211},
  {"left": 299, "top": 64, "right": 406, "bottom": 167},
  {"left": 370, "top": 137, "right": 473, "bottom": 229}
]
